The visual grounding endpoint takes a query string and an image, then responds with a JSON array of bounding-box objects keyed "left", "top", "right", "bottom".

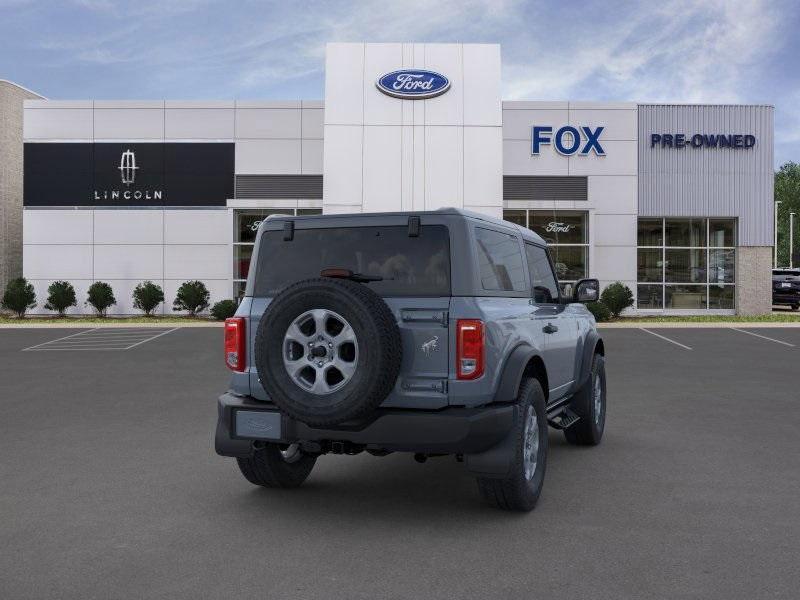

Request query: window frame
[{"left": 524, "top": 242, "right": 562, "bottom": 305}]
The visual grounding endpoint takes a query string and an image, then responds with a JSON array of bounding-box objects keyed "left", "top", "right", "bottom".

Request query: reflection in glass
[
  {"left": 236, "top": 210, "right": 292, "bottom": 243},
  {"left": 665, "top": 285, "right": 707, "bottom": 309},
  {"left": 637, "top": 219, "right": 663, "bottom": 246},
  {"left": 550, "top": 245, "right": 587, "bottom": 281},
  {"left": 233, "top": 281, "right": 246, "bottom": 300},
  {"left": 709, "top": 285, "right": 735, "bottom": 309},
  {"left": 234, "top": 245, "right": 253, "bottom": 280},
  {"left": 665, "top": 219, "right": 706, "bottom": 247},
  {"left": 637, "top": 248, "right": 662, "bottom": 282},
  {"left": 709, "top": 249, "right": 735, "bottom": 283},
  {"left": 530, "top": 211, "right": 587, "bottom": 245},
  {"left": 503, "top": 210, "right": 527, "bottom": 228},
  {"left": 709, "top": 219, "right": 736, "bottom": 247},
  {"left": 665, "top": 249, "right": 706, "bottom": 283},
  {"left": 637, "top": 284, "right": 663, "bottom": 309}
]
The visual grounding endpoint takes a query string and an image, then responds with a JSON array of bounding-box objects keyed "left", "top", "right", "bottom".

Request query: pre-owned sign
[{"left": 650, "top": 133, "right": 756, "bottom": 149}]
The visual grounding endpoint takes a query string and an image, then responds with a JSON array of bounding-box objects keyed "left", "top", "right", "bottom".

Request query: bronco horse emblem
[{"left": 421, "top": 336, "right": 439, "bottom": 356}]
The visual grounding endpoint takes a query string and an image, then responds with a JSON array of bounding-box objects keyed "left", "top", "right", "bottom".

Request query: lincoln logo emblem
[{"left": 118, "top": 149, "right": 138, "bottom": 186}]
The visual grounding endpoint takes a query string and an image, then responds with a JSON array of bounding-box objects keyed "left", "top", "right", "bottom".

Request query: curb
[
  {"left": 0, "top": 321, "right": 223, "bottom": 329},
  {"left": 597, "top": 322, "right": 800, "bottom": 329}
]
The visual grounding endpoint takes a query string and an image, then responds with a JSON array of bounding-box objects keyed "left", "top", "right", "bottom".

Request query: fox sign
[{"left": 532, "top": 125, "right": 605, "bottom": 156}]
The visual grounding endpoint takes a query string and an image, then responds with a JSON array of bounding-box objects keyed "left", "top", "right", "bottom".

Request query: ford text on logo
[
  {"left": 532, "top": 126, "right": 605, "bottom": 156},
  {"left": 118, "top": 149, "right": 138, "bottom": 185},
  {"left": 650, "top": 133, "right": 756, "bottom": 149},
  {"left": 376, "top": 70, "right": 450, "bottom": 99}
]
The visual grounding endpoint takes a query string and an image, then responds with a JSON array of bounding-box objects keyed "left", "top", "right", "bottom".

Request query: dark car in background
[{"left": 772, "top": 269, "right": 800, "bottom": 310}]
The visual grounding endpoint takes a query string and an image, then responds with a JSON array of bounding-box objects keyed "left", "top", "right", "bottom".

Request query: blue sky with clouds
[{"left": 2, "top": 0, "right": 799, "bottom": 165}]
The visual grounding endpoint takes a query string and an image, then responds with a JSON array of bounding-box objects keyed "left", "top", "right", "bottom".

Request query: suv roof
[{"left": 262, "top": 207, "right": 547, "bottom": 246}]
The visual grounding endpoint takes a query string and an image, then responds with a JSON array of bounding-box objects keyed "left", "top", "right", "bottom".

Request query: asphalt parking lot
[{"left": 1, "top": 326, "right": 799, "bottom": 600}]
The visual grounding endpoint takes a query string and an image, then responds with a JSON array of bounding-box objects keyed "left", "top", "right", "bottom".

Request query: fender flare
[
  {"left": 573, "top": 329, "right": 604, "bottom": 393},
  {"left": 492, "top": 343, "right": 540, "bottom": 404}
]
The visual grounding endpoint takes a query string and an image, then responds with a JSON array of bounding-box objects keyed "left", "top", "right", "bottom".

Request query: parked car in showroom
[
  {"left": 772, "top": 268, "right": 800, "bottom": 310},
  {"left": 215, "top": 209, "right": 607, "bottom": 511}
]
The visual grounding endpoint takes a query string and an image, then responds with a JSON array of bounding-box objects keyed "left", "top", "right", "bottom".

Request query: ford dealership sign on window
[{"left": 376, "top": 70, "right": 450, "bottom": 99}]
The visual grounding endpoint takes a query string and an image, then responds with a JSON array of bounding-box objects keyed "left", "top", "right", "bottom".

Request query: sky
[{"left": 1, "top": 0, "right": 799, "bottom": 166}]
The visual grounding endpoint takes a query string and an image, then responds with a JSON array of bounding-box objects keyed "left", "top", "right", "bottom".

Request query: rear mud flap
[{"left": 464, "top": 404, "right": 519, "bottom": 478}]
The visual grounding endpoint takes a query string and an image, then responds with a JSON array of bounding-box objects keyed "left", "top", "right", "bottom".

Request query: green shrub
[
  {"left": 133, "top": 281, "right": 165, "bottom": 316},
  {"left": 210, "top": 299, "right": 237, "bottom": 321},
  {"left": 600, "top": 282, "right": 634, "bottom": 317},
  {"left": 173, "top": 280, "right": 210, "bottom": 316},
  {"left": 1, "top": 277, "right": 37, "bottom": 318},
  {"left": 44, "top": 280, "right": 77, "bottom": 317},
  {"left": 86, "top": 282, "right": 116, "bottom": 317},
  {"left": 586, "top": 301, "right": 612, "bottom": 322}
]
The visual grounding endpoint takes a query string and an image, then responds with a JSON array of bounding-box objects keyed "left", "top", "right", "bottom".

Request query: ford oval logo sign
[{"left": 376, "top": 70, "right": 450, "bottom": 99}]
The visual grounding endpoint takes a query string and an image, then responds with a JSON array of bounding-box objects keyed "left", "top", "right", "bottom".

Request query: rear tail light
[
  {"left": 224, "top": 317, "right": 246, "bottom": 372},
  {"left": 456, "top": 319, "right": 484, "bottom": 380}
]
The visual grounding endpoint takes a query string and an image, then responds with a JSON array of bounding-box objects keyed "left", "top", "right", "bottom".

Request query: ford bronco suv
[{"left": 215, "top": 209, "right": 606, "bottom": 511}]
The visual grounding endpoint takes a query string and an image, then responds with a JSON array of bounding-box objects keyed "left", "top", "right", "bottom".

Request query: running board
[{"left": 547, "top": 407, "right": 580, "bottom": 430}]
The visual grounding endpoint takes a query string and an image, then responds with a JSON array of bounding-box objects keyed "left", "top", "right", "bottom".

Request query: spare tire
[{"left": 254, "top": 278, "right": 402, "bottom": 427}]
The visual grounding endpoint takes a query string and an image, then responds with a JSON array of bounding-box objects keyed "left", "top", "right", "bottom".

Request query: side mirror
[{"left": 573, "top": 278, "right": 599, "bottom": 303}]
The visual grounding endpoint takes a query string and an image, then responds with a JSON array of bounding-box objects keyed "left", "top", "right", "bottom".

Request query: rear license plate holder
[{"left": 235, "top": 410, "right": 282, "bottom": 440}]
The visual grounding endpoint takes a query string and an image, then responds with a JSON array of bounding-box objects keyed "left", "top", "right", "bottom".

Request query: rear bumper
[
  {"left": 215, "top": 392, "right": 516, "bottom": 457},
  {"left": 773, "top": 292, "right": 800, "bottom": 305}
]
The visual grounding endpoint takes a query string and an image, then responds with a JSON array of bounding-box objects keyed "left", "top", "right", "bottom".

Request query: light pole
[
  {"left": 791, "top": 212, "right": 796, "bottom": 269},
  {"left": 774, "top": 200, "right": 782, "bottom": 267}
]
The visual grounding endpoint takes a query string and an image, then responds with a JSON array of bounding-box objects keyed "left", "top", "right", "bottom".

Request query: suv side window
[
  {"left": 525, "top": 243, "right": 560, "bottom": 304},
  {"left": 475, "top": 227, "right": 527, "bottom": 292}
]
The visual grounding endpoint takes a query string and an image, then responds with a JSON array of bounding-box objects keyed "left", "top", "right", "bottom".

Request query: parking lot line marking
[
  {"left": 639, "top": 328, "right": 693, "bottom": 350},
  {"left": 123, "top": 327, "right": 179, "bottom": 349},
  {"left": 730, "top": 328, "right": 796, "bottom": 347},
  {"left": 21, "top": 328, "right": 99, "bottom": 351}
]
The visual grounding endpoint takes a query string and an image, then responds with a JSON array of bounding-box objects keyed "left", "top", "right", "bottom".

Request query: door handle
[{"left": 542, "top": 323, "right": 558, "bottom": 334}]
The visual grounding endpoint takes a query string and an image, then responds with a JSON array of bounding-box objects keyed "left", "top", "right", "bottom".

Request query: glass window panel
[
  {"left": 665, "top": 285, "right": 707, "bottom": 309},
  {"left": 709, "top": 219, "right": 736, "bottom": 247},
  {"left": 665, "top": 219, "right": 707, "bottom": 247},
  {"left": 550, "top": 245, "right": 587, "bottom": 282},
  {"left": 233, "top": 281, "right": 246, "bottom": 300},
  {"left": 475, "top": 227, "right": 527, "bottom": 291},
  {"left": 665, "top": 249, "right": 707, "bottom": 283},
  {"left": 297, "top": 208, "right": 323, "bottom": 216},
  {"left": 525, "top": 244, "right": 560, "bottom": 303},
  {"left": 709, "top": 285, "right": 735, "bottom": 309},
  {"left": 637, "top": 284, "right": 663, "bottom": 309},
  {"left": 234, "top": 245, "right": 253, "bottom": 280},
  {"left": 530, "top": 211, "right": 587, "bottom": 244},
  {"left": 637, "top": 218, "right": 663, "bottom": 246},
  {"left": 503, "top": 210, "right": 527, "bottom": 228},
  {"left": 637, "top": 248, "right": 663, "bottom": 282},
  {"left": 709, "top": 249, "right": 735, "bottom": 284},
  {"left": 236, "top": 210, "right": 292, "bottom": 243}
]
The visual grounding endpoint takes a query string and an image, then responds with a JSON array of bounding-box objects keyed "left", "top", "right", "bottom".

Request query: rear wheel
[
  {"left": 476, "top": 378, "right": 548, "bottom": 511},
  {"left": 792, "top": 304, "right": 799, "bottom": 311},
  {"left": 564, "top": 354, "right": 606, "bottom": 446},
  {"left": 236, "top": 443, "right": 317, "bottom": 488}
]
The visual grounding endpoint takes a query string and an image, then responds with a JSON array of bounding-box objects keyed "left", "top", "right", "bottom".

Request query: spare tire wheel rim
[{"left": 282, "top": 308, "right": 359, "bottom": 395}]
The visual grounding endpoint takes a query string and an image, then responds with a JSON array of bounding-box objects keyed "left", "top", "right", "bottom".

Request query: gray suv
[{"left": 215, "top": 209, "right": 606, "bottom": 511}]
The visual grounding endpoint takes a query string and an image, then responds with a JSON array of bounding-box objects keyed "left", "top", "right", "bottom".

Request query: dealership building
[{"left": 2, "top": 42, "right": 774, "bottom": 315}]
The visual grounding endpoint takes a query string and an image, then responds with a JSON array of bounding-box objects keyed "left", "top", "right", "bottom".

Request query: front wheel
[
  {"left": 791, "top": 304, "right": 799, "bottom": 311},
  {"left": 564, "top": 354, "right": 606, "bottom": 446},
  {"left": 476, "top": 378, "right": 548, "bottom": 511},
  {"left": 236, "top": 443, "right": 317, "bottom": 488}
]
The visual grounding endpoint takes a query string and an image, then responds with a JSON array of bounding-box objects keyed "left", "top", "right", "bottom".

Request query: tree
[
  {"left": 600, "top": 282, "right": 634, "bottom": 318},
  {"left": 86, "top": 282, "right": 116, "bottom": 317},
  {"left": 173, "top": 280, "right": 210, "bottom": 316},
  {"left": 44, "top": 281, "right": 77, "bottom": 317},
  {"left": 775, "top": 162, "right": 800, "bottom": 267},
  {"left": 1, "top": 277, "right": 37, "bottom": 318},
  {"left": 210, "top": 299, "right": 237, "bottom": 321},
  {"left": 132, "top": 281, "right": 165, "bottom": 316}
]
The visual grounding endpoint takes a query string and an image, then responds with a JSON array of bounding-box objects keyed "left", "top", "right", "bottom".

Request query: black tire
[
  {"left": 476, "top": 378, "right": 548, "bottom": 512},
  {"left": 255, "top": 277, "right": 402, "bottom": 427},
  {"left": 236, "top": 444, "right": 317, "bottom": 488},
  {"left": 792, "top": 304, "right": 799, "bottom": 311},
  {"left": 564, "top": 353, "right": 606, "bottom": 446}
]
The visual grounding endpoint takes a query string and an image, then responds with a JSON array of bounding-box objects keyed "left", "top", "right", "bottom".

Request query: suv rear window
[
  {"left": 254, "top": 225, "right": 450, "bottom": 297},
  {"left": 773, "top": 270, "right": 800, "bottom": 278}
]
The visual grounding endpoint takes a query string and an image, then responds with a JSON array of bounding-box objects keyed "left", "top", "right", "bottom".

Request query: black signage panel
[{"left": 23, "top": 142, "right": 234, "bottom": 207}]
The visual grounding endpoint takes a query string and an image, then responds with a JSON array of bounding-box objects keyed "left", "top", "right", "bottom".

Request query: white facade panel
[
  {"left": 24, "top": 245, "right": 93, "bottom": 280},
  {"left": 324, "top": 43, "right": 364, "bottom": 125},
  {"left": 591, "top": 245, "right": 637, "bottom": 282},
  {"left": 423, "top": 44, "right": 463, "bottom": 126},
  {"left": 93, "top": 109, "right": 164, "bottom": 140},
  {"left": 301, "top": 139, "right": 324, "bottom": 174},
  {"left": 362, "top": 126, "right": 402, "bottom": 212},
  {"left": 424, "top": 126, "right": 463, "bottom": 210},
  {"left": 464, "top": 127, "right": 502, "bottom": 214},
  {"left": 23, "top": 210, "right": 93, "bottom": 244},
  {"left": 503, "top": 140, "right": 568, "bottom": 175},
  {"left": 164, "top": 245, "right": 229, "bottom": 280},
  {"left": 164, "top": 108, "right": 234, "bottom": 139},
  {"left": 593, "top": 214, "right": 637, "bottom": 246},
  {"left": 322, "top": 125, "right": 362, "bottom": 207},
  {"left": 463, "top": 44, "right": 502, "bottom": 126},
  {"left": 24, "top": 108, "right": 93, "bottom": 140},
  {"left": 235, "top": 139, "right": 302, "bottom": 174},
  {"left": 94, "top": 245, "right": 163, "bottom": 280},
  {"left": 301, "top": 108, "right": 324, "bottom": 139},
  {"left": 234, "top": 108, "right": 301, "bottom": 139},
  {"left": 93, "top": 210, "right": 164, "bottom": 244},
  {"left": 502, "top": 109, "right": 569, "bottom": 140},
  {"left": 587, "top": 176, "right": 638, "bottom": 215},
  {"left": 568, "top": 108, "right": 637, "bottom": 141},
  {"left": 568, "top": 141, "right": 637, "bottom": 176},
  {"left": 164, "top": 210, "right": 230, "bottom": 245},
  {"left": 363, "top": 43, "right": 403, "bottom": 126}
]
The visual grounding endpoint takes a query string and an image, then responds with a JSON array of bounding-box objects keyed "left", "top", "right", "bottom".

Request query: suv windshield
[{"left": 254, "top": 225, "right": 451, "bottom": 297}]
